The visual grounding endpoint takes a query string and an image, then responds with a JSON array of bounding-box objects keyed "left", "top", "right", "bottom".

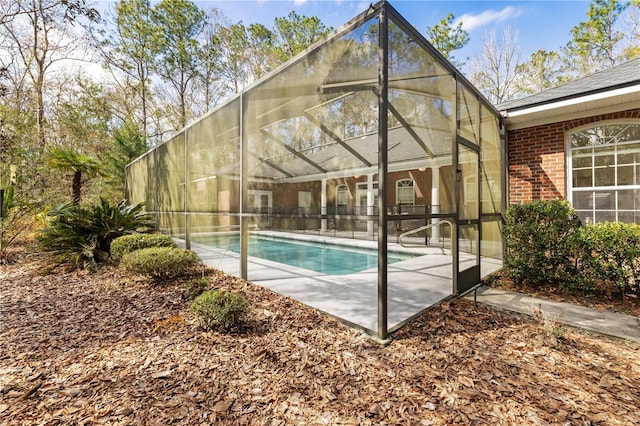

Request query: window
[
  {"left": 396, "top": 179, "right": 415, "bottom": 206},
  {"left": 356, "top": 182, "right": 378, "bottom": 215},
  {"left": 336, "top": 184, "right": 348, "bottom": 213},
  {"left": 248, "top": 190, "right": 272, "bottom": 214},
  {"left": 568, "top": 122, "right": 640, "bottom": 224},
  {"left": 298, "top": 191, "right": 311, "bottom": 214}
]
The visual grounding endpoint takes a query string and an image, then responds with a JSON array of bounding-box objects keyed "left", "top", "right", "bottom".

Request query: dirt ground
[{"left": 1, "top": 243, "right": 639, "bottom": 425}]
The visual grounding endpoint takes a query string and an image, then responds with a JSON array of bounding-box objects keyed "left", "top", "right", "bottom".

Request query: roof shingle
[{"left": 498, "top": 57, "right": 640, "bottom": 111}]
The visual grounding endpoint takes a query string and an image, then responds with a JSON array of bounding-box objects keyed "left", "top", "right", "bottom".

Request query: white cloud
[
  {"left": 454, "top": 6, "right": 522, "bottom": 32},
  {"left": 293, "top": 0, "right": 308, "bottom": 5}
]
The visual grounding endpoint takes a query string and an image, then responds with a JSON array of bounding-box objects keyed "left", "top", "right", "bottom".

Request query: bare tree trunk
[{"left": 72, "top": 170, "right": 82, "bottom": 204}]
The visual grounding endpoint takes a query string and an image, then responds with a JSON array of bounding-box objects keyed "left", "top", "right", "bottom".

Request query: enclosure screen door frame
[{"left": 457, "top": 138, "right": 481, "bottom": 293}]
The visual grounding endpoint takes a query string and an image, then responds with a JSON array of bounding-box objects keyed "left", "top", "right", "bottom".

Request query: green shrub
[
  {"left": 38, "top": 198, "right": 154, "bottom": 268},
  {"left": 119, "top": 247, "right": 199, "bottom": 281},
  {"left": 504, "top": 200, "right": 581, "bottom": 288},
  {"left": 576, "top": 222, "right": 640, "bottom": 297},
  {"left": 191, "top": 289, "right": 250, "bottom": 331},
  {"left": 111, "top": 233, "right": 176, "bottom": 261},
  {"left": 184, "top": 277, "right": 209, "bottom": 300}
]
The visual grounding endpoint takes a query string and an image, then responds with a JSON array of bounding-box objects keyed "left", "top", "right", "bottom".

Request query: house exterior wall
[{"left": 508, "top": 108, "right": 640, "bottom": 204}]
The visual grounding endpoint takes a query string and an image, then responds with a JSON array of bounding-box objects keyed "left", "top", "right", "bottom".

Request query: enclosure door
[{"left": 457, "top": 141, "right": 480, "bottom": 293}]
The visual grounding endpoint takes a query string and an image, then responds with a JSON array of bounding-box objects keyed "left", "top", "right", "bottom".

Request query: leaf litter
[{"left": 1, "top": 244, "right": 639, "bottom": 425}]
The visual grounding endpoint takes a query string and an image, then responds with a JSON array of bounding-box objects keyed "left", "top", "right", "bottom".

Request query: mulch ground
[{"left": 1, "top": 243, "right": 639, "bottom": 425}]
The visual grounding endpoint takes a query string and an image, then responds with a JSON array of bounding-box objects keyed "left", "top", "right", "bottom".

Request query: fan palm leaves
[{"left": 47, "top": 147, "right": 104, "bottom": 204}]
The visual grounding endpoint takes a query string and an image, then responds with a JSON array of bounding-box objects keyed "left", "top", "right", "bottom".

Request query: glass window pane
[
  {"left": 617, "top": 143, "right": 640, "bottom": 165},
  {"left": 617, "top": 211, "right": 640, "bottom": 224},
  {"left": 594, "top": 167, "right": 614, "bottom": 186},
  {"left": 595, "top": 210, "right": 615, "bottom": 222},
  {"left": 573, "top": 191, "right": 592, "bottom": 209},
  {"left": 617, "top": 189, "right": 640, "bottom": 210},
  {"left": 594, "top": 146, "right": 615, "bottom": 167},
  {"left": 573, "top": 169, "right": 592, "bottom": 187},
  {"left": 572, "top": 149, "right": 592, "bottom": 168},
  {"left": 592, "top": 191, "right": 614, "bottom": 209},
  {"left": 617, "top": 166, "right": 635, "bottom": 185}
]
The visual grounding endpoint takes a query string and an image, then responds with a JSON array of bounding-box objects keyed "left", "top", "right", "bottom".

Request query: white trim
[
  {"left": 503, "top": 85, "right": 640, "bottom": 131},
  {"left": 506, "top": 85, "right": 640, "bottom": 118}
]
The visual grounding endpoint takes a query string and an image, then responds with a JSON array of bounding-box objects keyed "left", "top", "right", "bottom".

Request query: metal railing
[{"left": 397, "top": 220, "right": 453, "bottom": 254}]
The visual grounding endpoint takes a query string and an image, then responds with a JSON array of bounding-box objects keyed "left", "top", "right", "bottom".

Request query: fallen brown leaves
[{"left": 1, "top": 244, "right": 639, "bottom": 425}]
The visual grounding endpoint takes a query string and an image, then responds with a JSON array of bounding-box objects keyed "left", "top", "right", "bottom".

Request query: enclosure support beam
[
  {"left": 387, "top": 102, "right": 434, "bottom": 158},
  {"left": 321, "top": 178, "right": 327, "bottom": 231},
  {"left": 377, "top": 5, "right": 389, "bottom": 341},
  {"left": 260, "top": 129, "right": 328, "bottom": 174},
  {"left": 240, "top": 93, "right": 248, "bottom": 280},
  {"left": 304, "top": 112, "right": 372, "bottom": 167},
  {"left": 184, "top": 129, "right": 191, "bottom": 250},
  {"left": 367, "top": 174, "right": 375, "bottom": 236}
]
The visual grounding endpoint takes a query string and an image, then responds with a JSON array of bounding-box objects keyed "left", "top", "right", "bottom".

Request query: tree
[
  {"left": 104, "top": 117, "right": 148, "bottom": 196},
  {"left": 0, "top": 0, "right": 98, "bottom": 148},
  {"left": 563, "top": 0, "right": 628, "bottom": 76},
  {"left": 515, "top": 50, "right": 567, "bottom": 95},
  {"left": 620, "top": 0, "right": 640, "bottom": 59},
  {"left": 246, "top": 23, "right": 278, "bottom": 79},
  {"left": 98, "top": 0, "right": 157, "bottom": 141},
  {"left": 53, "top": 76, "right": 111, "bottom": 155},
  {"left": 272, "top": 11, "right": 332, "bottom": 62},
  {"left": 47, "top": 147, "right": 103, "bottom": 204},
  {"left": 192, "top": 7, "right": 227, "bottom": 116},
  {"left": 152, "top": 0, "right": 206, "bottom": 129},
  {"left": 468, "top": 26, "right": 521, "bottom": 104},
  {"left": 426, "top": 13, "right": 470, "bottom": 67},
  {"left": 217, "top": 23, "right": 251, "bottom": 93}
]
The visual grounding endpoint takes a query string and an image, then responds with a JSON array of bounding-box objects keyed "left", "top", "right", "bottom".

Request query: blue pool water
[{"left": 195, "top": 234, "right": 414, "bottom": 275}]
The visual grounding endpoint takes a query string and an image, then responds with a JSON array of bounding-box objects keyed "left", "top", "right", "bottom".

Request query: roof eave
[{"left": 501, "top": 84, "right": 640, "bottom": 131}]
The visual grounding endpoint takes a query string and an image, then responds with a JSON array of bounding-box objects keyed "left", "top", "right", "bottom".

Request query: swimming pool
[{"left": 194, "top": 234, "right": 415, "bottom": 275}]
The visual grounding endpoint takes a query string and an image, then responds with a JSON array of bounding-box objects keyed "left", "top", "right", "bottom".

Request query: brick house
[{"left": 500, "top": 58, "right": 640, "bottom": 224}]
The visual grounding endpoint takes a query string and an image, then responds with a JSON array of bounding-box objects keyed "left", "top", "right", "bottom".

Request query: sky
[{"left": 189, "top": 0, "right": 594, "bottom": 63}]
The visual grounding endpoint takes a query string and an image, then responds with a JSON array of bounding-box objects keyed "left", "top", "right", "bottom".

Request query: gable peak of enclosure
[{"left": 125, "top": 0, "right": 506, "bottom": 340}]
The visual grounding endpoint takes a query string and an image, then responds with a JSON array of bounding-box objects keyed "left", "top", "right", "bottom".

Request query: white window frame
[
  {"left": 396, "top": 179, "right": 415, "bottom": 206},
  {"left": 336, "top": 184, "right": 348, "bottom": 208},
  {"left": 566, "top": 120, "right": 640, "bottom": 224},
  {"left": 248, "top": 190, "right": 272, "bottom": 214}
]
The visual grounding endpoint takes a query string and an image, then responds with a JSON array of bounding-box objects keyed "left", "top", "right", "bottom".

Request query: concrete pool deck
[{"left": 183, "top": 232, "right": 501, "bottom": 333}]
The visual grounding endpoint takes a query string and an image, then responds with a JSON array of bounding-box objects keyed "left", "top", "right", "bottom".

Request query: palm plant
[
  {"left": 47, "top": 147, "right": 104, "bottom": 204},
  {"left": 38, "top": 198, "right": 155, "bottom": 268}
]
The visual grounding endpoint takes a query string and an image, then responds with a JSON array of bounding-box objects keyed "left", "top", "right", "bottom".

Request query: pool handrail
[{"left": 397, "top": 220, "right": 453, "bottom": 254}]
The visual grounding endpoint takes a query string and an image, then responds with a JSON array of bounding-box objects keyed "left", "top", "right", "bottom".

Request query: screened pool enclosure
[{"left": 125, "top": 1, "right": 505, "bottom": 340}]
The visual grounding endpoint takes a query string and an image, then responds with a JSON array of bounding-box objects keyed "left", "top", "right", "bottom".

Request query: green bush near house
[
  {"left": 191, "top": 289, "right": 250, "bottom": 331},
  {"left": 503, "top": 200, "right": 640, "bottom": 300},
  {"left": 119, "top": 247, "right": 199, "bottom": 281},
  {"left": 576, "top": 222, "right": 640, "bottom": 297},
  {"left": 504, "top": 200, "right": 581, "bottom": 288},
  {"left": 110, "top": 232, "right": 176, "bottom": 261}
]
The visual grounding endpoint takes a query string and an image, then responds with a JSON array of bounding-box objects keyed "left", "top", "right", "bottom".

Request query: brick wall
[{"left": 508, "top": 108, "right": 640, "bottom": 205}]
